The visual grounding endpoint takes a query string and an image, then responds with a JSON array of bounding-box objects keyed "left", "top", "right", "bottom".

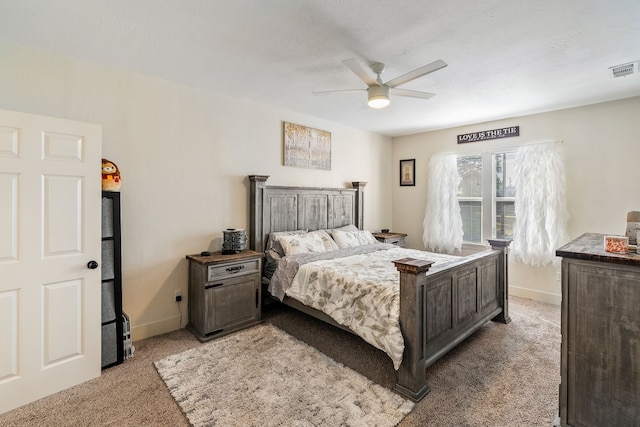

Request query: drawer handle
[
  {"left": 226, "top": 265, "right": 245, "bottom": 273},
  {"left": 205, "top": 283, "right": 224, "bottom": 289}
]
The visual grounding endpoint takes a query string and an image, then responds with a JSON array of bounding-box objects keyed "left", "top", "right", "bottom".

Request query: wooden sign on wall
[{"left": 457, "top": 126, "right": 519, "bottom": 144}]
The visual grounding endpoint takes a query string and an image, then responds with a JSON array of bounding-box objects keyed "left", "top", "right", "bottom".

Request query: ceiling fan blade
[
  {"left": 342, "top": 58, "right": 377, "bottom": 86},
  {"left": 384, "top": 59, "right": 448, "bottom": 88},
  {"left": 312, "top": 89, "right": 366, "bottom": 96},
  {"left": 392, "top": 88, "right": 436, "bottom": 100}
]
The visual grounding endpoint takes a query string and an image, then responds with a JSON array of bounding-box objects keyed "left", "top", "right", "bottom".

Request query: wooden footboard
[{"left": 393, "top": 238, "right": 511, "bottom": 401}]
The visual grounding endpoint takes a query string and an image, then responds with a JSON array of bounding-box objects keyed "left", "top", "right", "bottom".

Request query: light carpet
[{"left": 154, "top": 323, "right": 414, "bottom": 427}]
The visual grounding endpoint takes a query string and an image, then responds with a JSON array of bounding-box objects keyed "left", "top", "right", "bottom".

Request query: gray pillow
[
  {"left": 265, "top": 230, "right": 308, "bottom": 257},
  {"left": 264, "top": 230, "right": 307, "bottom": 280}
]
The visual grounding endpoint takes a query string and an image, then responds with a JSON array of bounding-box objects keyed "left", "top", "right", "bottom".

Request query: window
[
  {"left": 457, "top": 151, "right": 516, "bottom": 244},
  {"left": 494, "top": 152, "right": 516, "bottom": 239},
  {"left": 457, "top": 155, "right": 483, "bottom": 243}
]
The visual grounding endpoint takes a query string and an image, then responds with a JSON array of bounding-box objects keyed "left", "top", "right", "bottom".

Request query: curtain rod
[
  {"left": 430, "top": 139, "right": 564, "bottom": 158},
  {"left": 504, "top": 139, "right": 564, "bottom": 152},
  {"left": 521, "top": 139, "right": 564, "bottom": 146}
]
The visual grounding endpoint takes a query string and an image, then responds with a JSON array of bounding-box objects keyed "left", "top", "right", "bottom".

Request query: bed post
[
  {"left": 487, "top": 238, "right": 511, "bottom": 324},
  {"left": 351, "top": 181, "right": 366, "bottom": 230},
  {"left": 392, "top": 257, "right": 434, "bottom": 401},
  {"left": 248, "top": 175, "right": 269, "bottom": 252}
]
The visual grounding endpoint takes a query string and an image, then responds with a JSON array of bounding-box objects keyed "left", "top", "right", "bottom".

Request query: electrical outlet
[{"left": 174, "top": 289, "right": 182, "bottom": 302}]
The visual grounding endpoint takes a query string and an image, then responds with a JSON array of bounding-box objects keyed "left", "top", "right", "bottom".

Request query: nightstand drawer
[
  {"left": 207, "top": 259, "right": 260, "bottom": 281},
  {"left": 385, "top": 237, "right": 405, "bottom": 247}
]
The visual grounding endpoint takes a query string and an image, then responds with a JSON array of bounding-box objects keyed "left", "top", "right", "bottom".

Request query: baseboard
[
  {"left": 510, "top": 286, "right": 561, "bottom": 306},
  {"left": 130, "top": 289, "right": 559, "bottom": 341},
  {"left": 131, "top": 313, "right": 184, "bottom": 342}
]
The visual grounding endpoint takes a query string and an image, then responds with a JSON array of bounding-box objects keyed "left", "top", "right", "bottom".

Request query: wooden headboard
[{"left": 248, "top": 175, "right": 366, "bottom": 252}]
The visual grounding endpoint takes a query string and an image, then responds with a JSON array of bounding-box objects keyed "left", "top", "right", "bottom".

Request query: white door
[{"left": 0, "top": 109, "right": 102, "bottom": 414}]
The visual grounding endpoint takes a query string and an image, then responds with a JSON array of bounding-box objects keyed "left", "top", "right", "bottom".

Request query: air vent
[{"left": 610, "top": 61, "right": 639, "bottom": 78}]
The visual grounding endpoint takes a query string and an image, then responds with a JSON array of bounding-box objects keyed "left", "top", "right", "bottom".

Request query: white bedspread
[{"left": 285, "top": 247, "right": 457, "bottom": 369}]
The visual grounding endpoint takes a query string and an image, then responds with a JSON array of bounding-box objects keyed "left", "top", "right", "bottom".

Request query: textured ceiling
[{"left": 1, "top": 0, "right": 639, "bottom": 136}]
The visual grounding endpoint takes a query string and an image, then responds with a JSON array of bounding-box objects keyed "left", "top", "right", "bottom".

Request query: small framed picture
[{"left": 400, "top": 159, "right": 415, "bottom": 186}]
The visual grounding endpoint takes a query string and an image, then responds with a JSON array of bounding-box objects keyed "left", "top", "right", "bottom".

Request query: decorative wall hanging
[
  {"left": 283, "top": 122, "right": 331, "bottom": 170},
  {"left": 457, "top": 126, "right": 520, "bottom": 143},
  {"left": 400, "top": 159, "right": 415, "bottom": 186}
]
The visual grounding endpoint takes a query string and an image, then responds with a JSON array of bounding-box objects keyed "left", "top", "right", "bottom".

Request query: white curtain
[
  {"left": 423, "top": 154, "right": 463, "bottom": 254},
  {"left": 512, "top": 142, "right": 569, "bottom": 266}
]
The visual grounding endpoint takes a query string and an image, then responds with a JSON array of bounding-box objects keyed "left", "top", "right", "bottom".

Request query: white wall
[
  {"left": 392, "top": 96, "right": 640, "bottom": 304},
  {"left": 3, "top": 40, "right": 637, "bottom": 333},
  {"left": 0, "top": 42, "right": 393, "bottom": 340}
]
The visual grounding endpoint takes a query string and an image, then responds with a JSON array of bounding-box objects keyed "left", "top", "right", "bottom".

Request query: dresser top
[
  {"left": 186, "top": 250, "right": 263, "bottom": 265},
  {"left": 556, "top": 232, "right": 640, "bottom": 266}
]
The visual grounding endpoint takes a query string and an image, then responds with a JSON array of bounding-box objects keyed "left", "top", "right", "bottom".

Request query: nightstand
[
  {"left": 372, "top": 232, "right": 407, "bottom": 248},
  {"left": 185, "top": 250, "right": 263, "bottom": 342}
]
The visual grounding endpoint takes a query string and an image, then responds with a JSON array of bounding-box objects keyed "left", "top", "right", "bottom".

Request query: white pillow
[
  {"left": 265, "top": 230, "right": 307, "bottom": 257},
  {"left": 278, "top": 230, "right": 339, "bottom": 256},
  {"left": 311, "top": 230, "right": 340, "bottom": 252},
  {"left": 332, "top": 229, "right": 378, "bottom": 249}
]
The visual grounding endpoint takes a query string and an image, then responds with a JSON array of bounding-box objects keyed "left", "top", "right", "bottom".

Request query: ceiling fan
[{"left": 313, "top": 58, "right": 448, "bottom": 109}]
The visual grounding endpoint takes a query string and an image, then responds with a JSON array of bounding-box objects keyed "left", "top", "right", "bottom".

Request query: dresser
[
  {"left": 556, "top": 233, "right": 640, "bottom": 427},
  {"left": 372, "top": 232, "right": 407, "bottom": 247},
  {"left": 185, "top": 250, "right": 263, "bottom": 342}
]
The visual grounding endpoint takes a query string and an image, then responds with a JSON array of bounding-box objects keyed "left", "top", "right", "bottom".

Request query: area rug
[{"left": 154, "top": 323, "right": 414, "bottom": 427}]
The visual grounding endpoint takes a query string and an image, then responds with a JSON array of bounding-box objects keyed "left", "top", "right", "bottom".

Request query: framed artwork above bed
[
  {"left": 283, "top": 121, "right": 331, "bottom": 170},
  {"left": 400, "top": 159, "right": 415, "bottom": 186}
]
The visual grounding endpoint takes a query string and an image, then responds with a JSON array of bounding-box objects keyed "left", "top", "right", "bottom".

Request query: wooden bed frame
[{"left": 248, "top": 175, "right": 511, "bottom": 401}]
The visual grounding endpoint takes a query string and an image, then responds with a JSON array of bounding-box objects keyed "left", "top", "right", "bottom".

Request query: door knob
[{"left": 87, "top": 260, "right": 99, "bottom": 269}]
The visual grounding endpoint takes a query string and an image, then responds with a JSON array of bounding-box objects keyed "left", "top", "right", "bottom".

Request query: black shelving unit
[{"left": 101, "top": 191, "right": 123, "bottom": 369}]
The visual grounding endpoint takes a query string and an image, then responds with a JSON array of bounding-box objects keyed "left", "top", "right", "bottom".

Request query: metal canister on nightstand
[{"left": 222, "top": 229, "right": 246, "bottom": 254}]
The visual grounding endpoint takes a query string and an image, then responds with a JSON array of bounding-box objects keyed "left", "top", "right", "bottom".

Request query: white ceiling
[{"left": 1, "top": 0, "right": 639, "bottom": 136}]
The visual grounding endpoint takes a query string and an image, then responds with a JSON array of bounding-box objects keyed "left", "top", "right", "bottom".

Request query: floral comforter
[{"left": 271, "top": 244, "right": 457, "bottom": 369}]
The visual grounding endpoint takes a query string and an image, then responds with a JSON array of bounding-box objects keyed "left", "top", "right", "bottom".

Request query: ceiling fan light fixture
[
  {"left": 316, "top": 58, "right": 445, "bottom": 108},
  {"left": 367, "top": 85, "right": 390, "bottom": 109}
]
